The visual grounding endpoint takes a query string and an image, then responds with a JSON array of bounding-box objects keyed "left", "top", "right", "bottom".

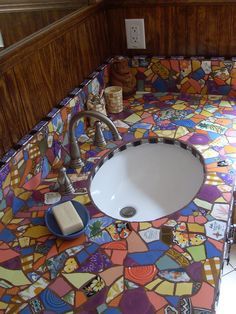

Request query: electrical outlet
[
  {"left": 125, "top": 19, "right": 146, "bottom": 49},
  {"left": 0, "top": 31, "right": 4, "bottom": 48}
]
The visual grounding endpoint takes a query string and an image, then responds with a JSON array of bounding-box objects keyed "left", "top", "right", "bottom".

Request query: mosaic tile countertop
[{"left": 1, "top": 92, "right": 236, "bottom": 314}]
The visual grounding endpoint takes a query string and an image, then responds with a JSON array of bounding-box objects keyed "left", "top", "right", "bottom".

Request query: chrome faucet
[{"left": 69, "top": 110, "right": 122, "bottom": 168}]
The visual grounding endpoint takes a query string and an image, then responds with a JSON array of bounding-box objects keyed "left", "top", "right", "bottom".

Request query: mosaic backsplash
[{"left": 130, "top": 56, "right": 236, "bottom": 96}]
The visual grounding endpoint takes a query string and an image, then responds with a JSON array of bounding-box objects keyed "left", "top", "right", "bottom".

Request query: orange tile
[
  {"left": 0, "top": 247, "right": 19, "bottom": 263},
  {"left": 0, "top": 287, "right": 5, "bottom": 298},
  {"left": 58, "top": 234, "right": 86, "bottom": 253},
  {"left": 146, "top": 291, "right": 168, "bottom": 311},
  {"left": 108, "top": 294, "right": 122, "bottom": 307},
  {"left": 101, "top": 240, "right": 127, "bottom": 250},
  {"left": 33, "top": 256, "right": 46, "bottom": 270},
  {"left": 152, "top": 218, "right": 168, "bottom": 228},
  {"left": 191, "top": 282, "right": 214, "bottom": 309},
  {"left": 75, "top": 291, "right": 87, "bottom": 308},
  {"left": 111, "top": 250, "right": 127, "bottom": 265},
  {"left": 7, "top": 286, "right": 20, "bottom": 295}
]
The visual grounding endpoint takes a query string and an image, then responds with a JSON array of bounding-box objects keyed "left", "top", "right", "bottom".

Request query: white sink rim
[{"left": 89, "top": 138, "right": 205, "bottom": 222}]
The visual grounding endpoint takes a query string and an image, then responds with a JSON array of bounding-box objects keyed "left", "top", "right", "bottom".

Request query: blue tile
[
  {"left": 76, "top": 250, "right": 89, "bottom": 264},
  {"left": 86, "top": 243, "right": 99, "bottom": 254},
  {"left": 166, "top": 296, "right": 180, "bottom": 307},
  {"left": 205, "top": 241, "right": 221, "bottom": 258},
  {"left": 104, "top": 309, "right": 122, "bottom": 314},
  {"left": 174, "top": 119, "right": 196, "bottom": 128},
  {"left": 12, "top": 197, "right": 25, "bottom": 214},
  {"left": 21, "top": 247, "right": 34, "bottom": 256},
  {"left": 128, "top": 251, "right": 164, "bottom": 265},
  {"left": 2, "top": 295, "right": 11, "bottom": 302},
  {"left": 155, "top": 255, "right": 180, "bottom": 270},
  {"left": 42, "top": 157, "right": 51, "bottom": 179},
  {"left": 148, "top": 241, "right": 169, "bottom": 251},
  {"left": 0, "top": 229, "right": 16, "bottom": 242},
  {"left": 40, "top": 289, "right": 72, "bottom": 313}
]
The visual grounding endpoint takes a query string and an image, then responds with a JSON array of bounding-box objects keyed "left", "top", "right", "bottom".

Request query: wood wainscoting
[
  {"left": 0, "top": 0, "right": 89, "bottom": 48},
  {"left": 0, "top": 2, "right": 109, "bottom": 158},
  {"left": 105, "top": 0, "right": 236, "bottom": 58}
]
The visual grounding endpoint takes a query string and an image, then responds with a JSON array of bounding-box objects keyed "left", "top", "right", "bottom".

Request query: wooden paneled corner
[{"left": 0, "top": 1, "right": 110, "bottom": 159}]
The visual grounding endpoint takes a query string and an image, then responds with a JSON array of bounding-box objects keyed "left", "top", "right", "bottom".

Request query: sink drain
[{"left": 120, "top": 206, "right": 137, "bottom": 218}]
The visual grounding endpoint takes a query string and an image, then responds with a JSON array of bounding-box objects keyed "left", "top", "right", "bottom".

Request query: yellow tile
[
  {"left": 23, "top": 226, "right": 51, "bottom": 238},
  {"left": 175, "top": 282, "right": 193, "bottom": 296},
  {"left": 139, "top": 222, "right": 152, "bottom": 230},
  {"left": 106, "top": 276, "right": 124, "bottom": 303},
  {"left": 1, "top": 208, "right": 13, "bottom": 225},
  {"left": 73, "top": 194, "right": 90, "bottom": 205},
  {"left": 194, "top": 198, "right": 212, "bottom": 210},
  {"left": 192, "top": 60, "right": 201, "bottom": 71},
  {"left": 175, "top": 127, "right": 189, "bottom": 139},
  {"left": 201, "top": 110, "right": 213, "bottom": 117},
  {"left": 155, "top": 280, "right": 175, "bottom": 295},
  {"left": 34, "top": 253, "right": 43, "bottom": 262},
  {"left": 18, "top": 191, "right": 32, "bottom": 201},
  {"left": 145, "top": 278, "right": 163, "bottom": 290},
  {"left": 63, "top": 272, "right": 96, "bottom": 289},
  {"left": 219, "top": 100, "right": 232, "bottom": 107},
  {"left": 144, "top": 68, "right": 154, "bottom": 76},
  {"left": 187, "top": 223, "right": 205, "bottom": 233},
  {"left": 124, "top": 113, "right": 141, "bottom": 124},
  {"left": 172, "top": 102, "right": 187, "bottom": 110},
  {"left": 48, "top": 123, "right": 54, "bottom": 132},
  {"left": 154, "top": 130, "right": 176, "bottom": 138},
  {"left": 215, "top": 197, "right": 227, "bottom": 203},
  {"left": 0, "top": 266, "right": 31, "bottom": 286},
  {"left": 202, "top": 149, "right": 219, "bottom": 158},
  {"left": 2, "top": 173, "right": 11, "bottom": 189},
  {"left": 19, "top": 237, "right": 30, "bottom": 248},
  {"left": 134, "top": 129, "right": 146, "bottom": 139},
  {"left": 225, "top": 146, "right": 236, "bottom": 154},
  {"left": 11, "top": 219, "right": 24, "bottom": 224},
  {"left": 80, "top": 143, "right": 91, "bottom": 151},
  {"left": 0, "top": 302, "right": 8, "bottom": 310}
]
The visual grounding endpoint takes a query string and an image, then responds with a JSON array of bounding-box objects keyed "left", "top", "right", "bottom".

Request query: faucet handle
[
  {"left": 94, "top": 121, "right": 107, "bottom": 147},
  {"left": 58, "top": 167, "right": 76, "bottom": 195}
]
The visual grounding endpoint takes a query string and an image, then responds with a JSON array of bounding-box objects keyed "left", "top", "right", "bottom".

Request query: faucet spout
[{"left": 69, "top": 110, "right": 122, "bottom": 168}]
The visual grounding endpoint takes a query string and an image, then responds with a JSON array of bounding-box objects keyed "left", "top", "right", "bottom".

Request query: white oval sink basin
[{"left": 90, "top": 142, "right": 204, "bottom": 221}]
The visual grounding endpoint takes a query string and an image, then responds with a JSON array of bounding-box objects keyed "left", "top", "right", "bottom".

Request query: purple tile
[
  {"left": 120, "top": 288, "right": 154, "bottom": 314},
  {"left": 198, "top": 185, "right": 221, "bottom": 203}
]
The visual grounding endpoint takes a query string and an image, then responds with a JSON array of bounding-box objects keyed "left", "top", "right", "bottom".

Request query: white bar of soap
[{"left": 52, "top": 201, "right": 84, "bottom": 235}]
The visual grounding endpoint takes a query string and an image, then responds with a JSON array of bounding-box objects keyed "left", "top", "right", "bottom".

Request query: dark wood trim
[
  {"left": 0, "top": 1, "right": 104, "bottom": 72},
  {"left": 105, "top": 0, "right": 236, "bottom": 7},
  {"left": 0, "top": 0, "right": 88, "bottom": 13}
]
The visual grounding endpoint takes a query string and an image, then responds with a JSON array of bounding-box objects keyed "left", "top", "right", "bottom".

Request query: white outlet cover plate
[
  {"left": 125, "top": 18, "right": 146, "bottom": 49},
  {"left": 0, "top": 31, "right": 4, "bottom": 48}
]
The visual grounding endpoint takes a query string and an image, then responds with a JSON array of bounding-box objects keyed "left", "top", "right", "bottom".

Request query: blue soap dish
[{"left": 45, "top": 200, "right": 90, "bottom": 240}]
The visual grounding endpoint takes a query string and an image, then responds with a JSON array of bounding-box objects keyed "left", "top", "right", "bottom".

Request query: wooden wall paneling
[
  {"left": 174, "top": 6, "right": 187, "bottom": 56},
  {"left": 1, "top": 69, "right": 30, "bottom": 145},
  {"left": 0, "top": 9, "right": 75, "bottom": 48},
  {"left": 95, "top": 10, "right": 110, "bottom": 63},
  {"left": 218, "top": 5, "right": 234, "bottom": 57},
  {"left": 205, "top": 5, "right": 219, "bottom": 56},
  {"left": 186, "top": 5, "right": 197, "bottom": 56},
  {"left": 106, "top": 8, "right": 126, "bottom": 55},
  {"left": 106, "top": 1, "right": 236, "bottom": 57},
  {"left": 0, "top": 77, "right": 14, "bottom": 155},
  {"left": 13, "top": 52, "right": 54, "bottom": 128}
]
